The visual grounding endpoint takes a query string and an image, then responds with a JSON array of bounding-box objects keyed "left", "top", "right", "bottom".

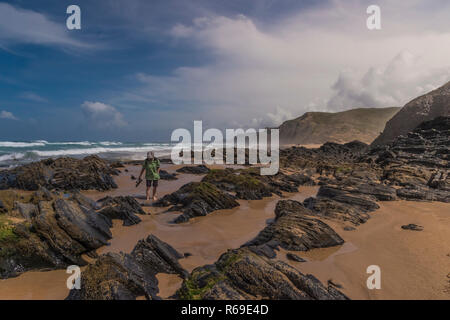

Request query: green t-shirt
[{"left": 143, "top": 158, "right": 160, "bottom": 180}]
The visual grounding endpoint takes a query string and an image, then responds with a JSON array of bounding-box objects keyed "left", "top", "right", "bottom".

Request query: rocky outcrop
[
  {"left": 244, "top": 200, "right": 344, "bottom": 258},
  {"left": 0, "top": 189, "right": 111, "bottom": 278},
  {"left": 177, "top": 248, "right": 348, "bottom": 300},
  {"left": 153, "top": 182, "right": 239, "bottom": 223},
  {"left": 0, "top": 189, "right": 143, "bottom": 279},
  {"left": 286, "top": 253, "right": 306, "bottom": 262},
  {"left": 302, "top": 182, "right": 385, "bottom": 226},
  {"left": 0, "top": 155, "right": 119, "bottom": 191},
  {"left": 67, "top": 235, "right": 188, "bottom": 300},
  {"left": 367, "top": 116, "right": 450, "bottom": 202},
  {"left": 280, "top": 141, "right": 371, "bottom": 176},
  {"left": 97, "top": 196, "right": 145, "bottom": 226},
  {"left": 202, "top": 168, "right": 308, "bottom": 200},
  {"left": 372, "top": 81, "right": 450, "bottom": 146},
  {"left": 176, "top": 165, "right": 210, "bottom": 175},
  {"left": 159, "top": 170, "right": 178, "bottom": 180},
  {"left": 109, "top": 161, "right": 125, "bottom": 168},
  {"left": 401, "top": 224, "right": 424, "bottom": 231},
  {"left": 202, "top": 168, "right": 276, "bottom": 200}
]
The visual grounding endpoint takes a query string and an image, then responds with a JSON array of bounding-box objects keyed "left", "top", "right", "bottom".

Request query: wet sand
[
  {"left": 0, "top": 270, "right": 70, "bottom": 300},
  {"left": 1, "top": 164, "right": 449, "bottom": 300},
  {"left": 279, "top": 201, "right": 450, "bottom": 300}
]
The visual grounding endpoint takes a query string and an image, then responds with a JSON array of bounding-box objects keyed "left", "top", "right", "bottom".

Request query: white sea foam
[
  {"left": 0, "top": 153, "right": 25, "bottom": 161},
  {"left": 99, "top": 141, "right": 123, "bottom": 146},
  {"left": 30, "top": 146, "right": 171, "bottom": 157},
  {"left": 0, "top": 141, "right": 97, "bottom": 147},
  {"left": 0, "top": 141, "right": 47, "bottom": 148},
  {"left": 0, "top": 141, "right": 175, "bottom": 165},
  {"left": 46, "top": 141, "right": 93, "bottom": 146}
]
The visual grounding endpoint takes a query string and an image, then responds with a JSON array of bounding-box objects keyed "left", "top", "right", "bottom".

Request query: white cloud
[
  {"left": 250, "top": 106, "right": 293, "bottom": 128},
  {"left": 327, "top": 51, "right": 450, "bottom": 110},
  {"left": 0, "top": 110, "right": 18, "bottom": 120},
  {"left": 81, "top": 101, "right": 127, "bottom": 128},
  {"left": 0, "top": 3, "right": 91, "bottom": 49},
  {"left": 121, "top": 0, "right": 450, "bottom": 128},
  {"left": 20, "top": 92, "right": 48, "bottom": 103}
]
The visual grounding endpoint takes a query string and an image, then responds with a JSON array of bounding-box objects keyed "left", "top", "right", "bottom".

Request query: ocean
[{"left": 0, "top": 141, "right": 175, "bottom": 168}]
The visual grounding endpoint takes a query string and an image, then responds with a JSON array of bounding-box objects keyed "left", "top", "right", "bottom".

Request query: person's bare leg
[
  {"left": 146, "top": 185, "right": 151, "bottom": 201},
  {"left": 152, "top": 185, "right": 158, "bottom": 201}
]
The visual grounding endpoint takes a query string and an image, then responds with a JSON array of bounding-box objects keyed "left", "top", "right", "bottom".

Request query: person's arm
[
  {"left": 138, "top": 162, "right": 146, "bottom": 180},
  {"left": 157, "top": 159, "right": 161, "bottom": 173}
]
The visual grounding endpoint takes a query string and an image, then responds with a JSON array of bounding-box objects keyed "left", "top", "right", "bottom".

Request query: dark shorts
[{"left": 146, "top": 179, "right": 158, "bottom": 187}]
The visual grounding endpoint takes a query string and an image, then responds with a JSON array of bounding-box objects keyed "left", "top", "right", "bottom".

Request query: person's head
[{"left": 147, "top": 151, "right": 155, "bottom": 160}]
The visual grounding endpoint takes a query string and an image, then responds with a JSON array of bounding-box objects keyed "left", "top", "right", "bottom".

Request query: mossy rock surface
[
  {"left": 176, "top": 248, "right": 349, "bottom": 300},
  {"left": 67, "top": 235, "right": 188, "bottom": 300},
  {"left": 0, "top": 187, "right": 145, "bottom": 279},
  {"left": 0, "top": 155, "right": 119, "bottom": 191},
  {"left": 154, "top": 182, "right": 239, "bottom": 223}
]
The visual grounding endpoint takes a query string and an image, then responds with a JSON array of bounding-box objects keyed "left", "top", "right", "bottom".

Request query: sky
[{"left": 0, "top": 0, "right": 450, "bottom": 142}]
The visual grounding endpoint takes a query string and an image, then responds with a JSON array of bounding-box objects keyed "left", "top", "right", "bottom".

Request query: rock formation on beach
[
  {"left": 159, "top": 170, "right": 178, "bottom": 180},
  {"left": 97, "top": 196, "right": 145, "bottom": 226},
  {"left": 279, "top": 140, "right": 371, "bottom": 175},
  {"left": 203, "top": 168, "right": 314, "bottom": 200},
  {"left": 372, "top": 81, "right": 450, "bottom": 146},
  {"left": 367, "top": 116, "right": 449, "bottom": 202},
  {"left": 154, "top": 167, "right": 318, "bottom": 223},
  {"left": 303, "top": 182, "right": 394, "bottom": 226},
  {"left": 244, "top": 200, "right": 344, "bottom": 258},
  {"left": 278, "top": 107, "right": 400, "bottom": 145},
  {"left": 0, "top": 188, "right": 144, "bottom": 279},
  {"left": 154, "top": 182, "right": 240, "bottom": 223},
  {"left": 0, "top": 155, "right": 119, "bottom": 191},
  {"left": 176, "top": 247, "right": 348, "bottom": 300},
  {"left": 176, "top": 165, "right": 210, "bottom": 175},
  {"left": 273, "top": 116, "right": 449, "bottom": 234},
  {"left": 67, "top": 235, "right": 188, "bottom": 300}
]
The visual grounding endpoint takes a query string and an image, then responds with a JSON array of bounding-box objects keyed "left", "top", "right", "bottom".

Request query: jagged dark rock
[
  {"left": 328, "top": 177, "right": 397, "bottom": 201},
  {"left": 0, "top": 190, "right": 111, "bottom": 278},
  {"left": 244, "top": 200, "right": 344, "bottom": 257},
  {"left": 304, "top": 197, "right": 371, "bottom": 226},
  {"left": 328, "top": 279, "right": 344, "bottom": 289},
  {"left": 110, "top": 161, "right": 125, "bottom": 168},
  {"left": 177, "top": 248, "right": 348, "bottom": 300},
  {"left": 67, "top": 235, "right": 188, "bottom": 300},
  {"left": 176, "top": 165, "right": 210, "bottom": 175},
  {"left": 285, "top": 174, "right": 316, "bottom": 186},
  {"left": 280, "top": 141, "right": 370, "bottom": 174},
  {"left": 202, "top": 168, "right": 273, "bottom": 200},
  {"left": 396, "top": 186, "right": 449, "bottom": 202},
  {"left": 13, "top": 202, "right": 37, "bottom": 220},
  {"left": 202, "top": 168, "right": 303, "bottom": 200},
  {"left": 0, "top": 189, "right": 142, "bottom": 279},
  {"left": 153, "top": 182, "right": 239, "bottom": 223},
  {"left": 401, "top": 224, "right": 424, "bottom": 231},
  {"left": 159, "top": 170, "right": 178, "bottom": 180},
  {"left": 0, "top": 155, "right": 119, "bottom": 191},
  {"left": 367, "top": 116, "right": 450, "bottom": 203},
  {"left": 301, "top": 183, "right": 382, "bottom": 226},
  {"left": 97, "top": 196, "right": 145, "bottom": 226},
  {"left": 286, "top": 253, "right": 306, "bottom": 262}
]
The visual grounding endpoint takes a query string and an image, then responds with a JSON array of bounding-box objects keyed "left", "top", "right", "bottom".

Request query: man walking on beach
[{"left": 138, "top": 151, "right": 160, "bottom": 202}]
